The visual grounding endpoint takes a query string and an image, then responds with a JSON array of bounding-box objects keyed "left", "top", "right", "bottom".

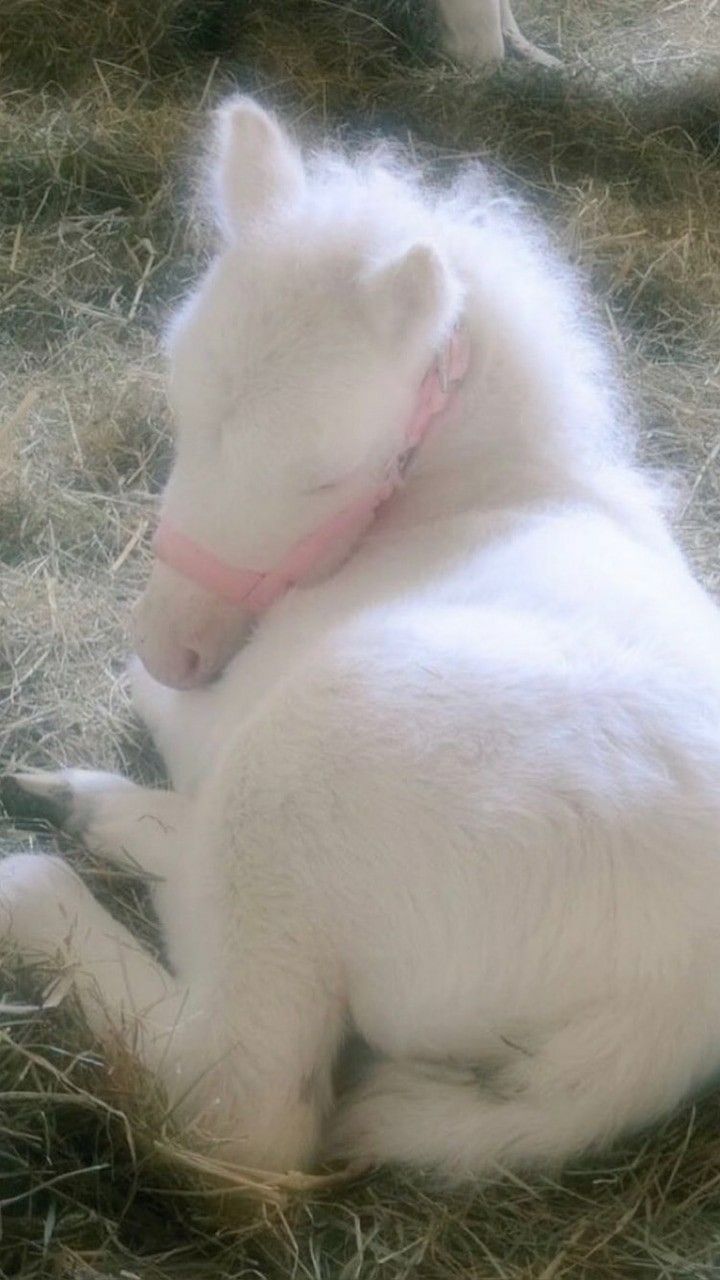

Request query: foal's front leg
[
  {"left": 1, "top": 782, "right": 236, "bottom": 1147},
  {"left": 1, "top": 770, "right": 186, "bottom": 878},
  {"left": 0, "top": 852, "right": 187, "bottom": 1076}
]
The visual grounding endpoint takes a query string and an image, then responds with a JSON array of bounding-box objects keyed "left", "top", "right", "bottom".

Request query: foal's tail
[{"left": 326, "top": 1002, "right": 707, "bottom": 1180}]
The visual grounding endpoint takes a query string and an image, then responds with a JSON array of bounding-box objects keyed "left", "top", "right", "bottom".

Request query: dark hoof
[{"left": 0, "top": 775, "right": 73, "bottom": 829}]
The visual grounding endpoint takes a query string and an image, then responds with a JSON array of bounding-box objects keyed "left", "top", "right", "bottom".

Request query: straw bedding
[{"left": 1, "top": 2, "right": 720, "bottom": 1274}]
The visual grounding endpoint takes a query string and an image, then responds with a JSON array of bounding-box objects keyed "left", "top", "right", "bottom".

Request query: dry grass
[{"left": 2, "top": 0, "right": 720, "bottom": 1275}]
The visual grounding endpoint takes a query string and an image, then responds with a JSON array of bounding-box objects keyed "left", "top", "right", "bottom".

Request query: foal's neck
[{"left": 384, "top": 273, "right": 603, "bottom": 535}]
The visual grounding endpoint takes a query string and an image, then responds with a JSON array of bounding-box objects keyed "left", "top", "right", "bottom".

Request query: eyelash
[{"left": 304, "top": 462, "right": 365, "bottom": 496}]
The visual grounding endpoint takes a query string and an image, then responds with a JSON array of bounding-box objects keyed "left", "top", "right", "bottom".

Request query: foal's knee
[{"left": 0, "top": 852, "right": 88, "bottom": 955}]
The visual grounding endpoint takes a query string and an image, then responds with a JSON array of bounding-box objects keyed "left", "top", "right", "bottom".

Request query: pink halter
[{"left": 152, "top": 324, "right": 470, "bottom": 614}]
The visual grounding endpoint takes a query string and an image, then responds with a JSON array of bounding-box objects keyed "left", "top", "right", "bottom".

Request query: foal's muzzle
[{"left": 131, "top": 567, "right": 254, "bottom": 689}]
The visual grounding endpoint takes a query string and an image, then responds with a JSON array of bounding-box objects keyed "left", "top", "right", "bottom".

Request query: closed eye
[
  {"left": 302, "top": 464, "right": 364, "bottom": 496},
  {"left": 303, "top": 480, "right": 341, "bottom": 495}
]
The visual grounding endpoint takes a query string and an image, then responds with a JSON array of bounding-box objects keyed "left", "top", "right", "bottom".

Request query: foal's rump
[
  {"left": 290, "top": 607, "right": 720, "bottom": 1178},
  {"left": 326, "top": 986, "right": 720, "bottom": 1177}
]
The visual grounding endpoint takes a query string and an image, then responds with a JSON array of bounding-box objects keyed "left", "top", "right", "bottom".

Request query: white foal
[{"left": 3, "top": 98, "right": 720, "bottom": 1182}]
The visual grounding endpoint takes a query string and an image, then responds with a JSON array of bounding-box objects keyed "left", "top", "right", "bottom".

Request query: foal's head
[{"left": 133, "top": 98, "right": 461, "bottom": 688}]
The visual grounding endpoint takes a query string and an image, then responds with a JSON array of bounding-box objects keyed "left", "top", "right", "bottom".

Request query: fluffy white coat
[{"left": 3, "top": 98, "right": 720, "bottom": 1182}]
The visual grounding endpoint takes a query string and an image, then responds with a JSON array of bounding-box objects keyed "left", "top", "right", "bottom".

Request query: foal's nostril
[{"left": 182, "top": 648, "right": 201, "bottom": 681}]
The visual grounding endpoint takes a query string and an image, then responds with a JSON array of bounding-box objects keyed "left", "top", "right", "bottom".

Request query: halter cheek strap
[{"left": 152, "top": 323, "right": 470, "bottom": 614}]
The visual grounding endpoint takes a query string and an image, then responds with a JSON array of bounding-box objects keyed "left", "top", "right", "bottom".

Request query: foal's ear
[
  {"left": 362, "top": 244, "right": 454, "bottom": 343},
  {"left": 214, "top": 97, "right": 305, "bottom": 235}
]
